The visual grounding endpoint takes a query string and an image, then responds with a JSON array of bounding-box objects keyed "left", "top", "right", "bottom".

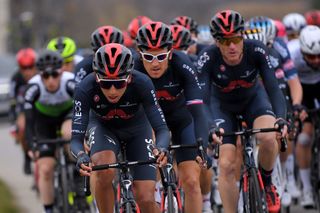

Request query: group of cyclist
[{"left": 9, "top": 7, "right": 320, "bottom": 213}]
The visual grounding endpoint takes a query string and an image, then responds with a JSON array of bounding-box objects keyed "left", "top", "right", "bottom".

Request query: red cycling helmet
[
  {"left": 136, "top": 21, "right": 173, "bottom": 51},
  {"left": 90, "top": 26, "right": 124, "bottom": 52},
  {"left": 273, "top": 20, "right": 287, "bottom": 38},
  {"left": 171, "top": 16, "right": 198, "bottom": 34},
  {"left": 127, "top": 16, "right": 152, "bottom": 39},
  {"left": 305, "top": 10, "right": 320, "bottom": 26},
  {"left": 122, "top": 30, "right": 134, "bottom": 48},
  {"left": 16, "top": 48, "right": 36, "bottom": 67},
  {"left": 170, "top": 25, "right": 194, "bottom": 50},
  {"left": 210, "top": 10, "right": 244, "bottom": 39},
  {"left": 93, "top": 43, "right": 134, "bottom": 79}
]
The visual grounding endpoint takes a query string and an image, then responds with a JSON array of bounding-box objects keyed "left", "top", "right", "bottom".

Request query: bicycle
[
  {"left": 84, "top": 141, "right": 157, "bottom": 213},
  {"left": 212, "top": 116, "right": 287, "bottom": 213},
  {"left": 158, "top": 138, "right": 207, "bottom": 213},
  {"left": 35, "top": 138, "right": 71, "bottom": 213}
]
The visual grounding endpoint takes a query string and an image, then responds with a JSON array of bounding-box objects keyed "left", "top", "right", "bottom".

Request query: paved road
[
  {"left": 0, "top": 116, "right": 318, "bottom": 213},
  {"left": 0, "top": 117, "right": 42, "bottom": 213}
]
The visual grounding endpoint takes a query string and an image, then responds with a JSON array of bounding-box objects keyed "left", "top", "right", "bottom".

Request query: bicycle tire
[
  {"left": 60, "top": 165, "right": 70, "bottom": 213},
  {"left": 248, "top": 168, "right": 268, "bottom": 213},
  {"left": 166, "top": 186, "right": 175, "bottom": 213}
]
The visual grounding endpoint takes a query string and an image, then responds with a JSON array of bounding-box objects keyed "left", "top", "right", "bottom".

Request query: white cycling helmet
[
  {"left": 282, "top": 13, "right": 306, "bottom": 34},
  {"left": 243, "top": 28, "right": 267, "bottom": 45},
  {"left": 299, "top": 25, "right": 320, "bottom": 55}
]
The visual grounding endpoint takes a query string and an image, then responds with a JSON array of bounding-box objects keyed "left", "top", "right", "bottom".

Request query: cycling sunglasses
[
  {"left": 41, "top": 70, "right": 60, "bottom": 79},
  {"left": 218, "top": 36, "right": 243, "bottom": 46},
  {"left": 96, "top": 74, "right": 130, "bottom": 89},
  {"left": 140, "top": 50, "right": 171, "bottom": 62},
  {"left": 303, "top": 53, "right": 320, "bottom": 61}
]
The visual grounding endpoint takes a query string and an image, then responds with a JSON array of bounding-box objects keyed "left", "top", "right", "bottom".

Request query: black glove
[
  {"left": 208, "top": 125, "right": 221, "bottom": 143},
  {"left": 76, "top": 152, "right": 90, "bottom": 172},
  {"left": 274, "top": 118, "right": 289, "bottom": 131},
  {"left": 292, "top": 104, "right": 306, "bottom": 113}
]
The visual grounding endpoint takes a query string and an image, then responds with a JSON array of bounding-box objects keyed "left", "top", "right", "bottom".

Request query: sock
[
  {"left": 259, "top": 165, "right": 273, "bottom": 186},
  {"left": 44, "top": 204, "right": 54, "bottom": 213},
  {"left": 285, "top": 154, "right": 295, "bottom": 183},
  {"left": 202, "top": 192, "right": 211, "bottom": 209},
  {"left": 299, "top": 168, "right": 312, "bottom": 192}
]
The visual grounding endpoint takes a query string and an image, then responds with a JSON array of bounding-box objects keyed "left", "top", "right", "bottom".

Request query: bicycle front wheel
[{"left": 248, "top": 168, "right": 268, "bottom": 213}]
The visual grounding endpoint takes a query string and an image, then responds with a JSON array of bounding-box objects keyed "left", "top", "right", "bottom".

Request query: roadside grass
[{"left": 0, "top": 179, "right": 19, "bottom": 213}]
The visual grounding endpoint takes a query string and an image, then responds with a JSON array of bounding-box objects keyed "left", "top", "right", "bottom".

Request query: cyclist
[
  {"left": 170, "top": 23, "right": 214, "bottom": 212},
  {"left": 127, "top": 15, "right": 152, "bottom": 43},
  {"left": 274, "top": 20, "right": 287, "bottom": 42},
  {"left": 282, "top": 13, "right": 307, "bottom": 41},
  {"left": 74, "top": 25, "right": 124, "bottom": 83},
  {"left": 287, "top": 25, "right": 320, "bottom": 208},
  {"left": 247, "top": 16, "right": 304, "bottom": 200},
  {"left": 71, "top": 43, "right": 170, "bottom": 213},
  {"left": 47, "top": 36, "right": 82, "bottom": 72},
  {"left": 24, "top": 50, "right": 75, "bottom": 213},
  {"left": 304, "top": 10, "right": 320, "bottom": 27},
  {"left": 171, "top": 15, "right": 208, "bottom": 55},
  {"left": 199, "top": 10, "right": 288, "bottom": 213},
  {"left": 9, "top": 48, "right": 37, "bottom": 175},
  {"left": 135, "top": 21, "right": 208, "bottom": 213}
]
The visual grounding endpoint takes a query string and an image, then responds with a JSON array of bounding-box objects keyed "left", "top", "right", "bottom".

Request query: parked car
[{"left": 0, "top": 54, "right": 16, "bottom": 115}]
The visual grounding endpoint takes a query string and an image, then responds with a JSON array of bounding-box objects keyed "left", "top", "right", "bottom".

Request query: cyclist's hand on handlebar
[
  {"left": 196, "top": 155, "right": 207, "bottom": 169},
  {"left": 274, "top": 118, "right": 289, "bottom": 138},
  {"left": 27, "top": 150, "right": 39, "bottom": 161},
  {"left": 76, "top": 152, "right": 91, "bottom": 176},
  {"left": 292, "top": 104, "right": 308, "bottom": 121},
  {"left": 209, "top": 127, "right": 224, "bottom": 145},
  {"left": 153, "top": 148, "right": 168, "bottom": 168}
]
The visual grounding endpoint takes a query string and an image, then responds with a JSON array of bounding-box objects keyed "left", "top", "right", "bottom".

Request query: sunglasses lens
[
  {"left": 98, "top": 79, "right": 127, "bottom": 89},
  {"left": 156, "top": 53, "right": 168, "bottom": 61},
  {"left": 304, "top": 53, "right": 320, "bottom": 60},
  {"left": 143, "top": 54, "right": 154, "bottom": 62},
  {"left": 220, "top": 36, "right": 243, "bottom": 45},
  {"left": 21, "top": 65, "right": 34, "bottom": 70},
  {"left": 41, "top": 71, "right": 60, "bottom": 79}
]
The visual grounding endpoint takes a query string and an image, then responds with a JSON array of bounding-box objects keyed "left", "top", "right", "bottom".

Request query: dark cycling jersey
[
  {"left": 74, "top": 54, "right": 94, "bottom": 83},
  {"left": 134, "top": 50, "right": 208, "bottom": 153},
  {"left": 198, "top": 39, "right": 286, "bottom": 119},
  {"left": 9, "top": 71, "right": 28, "bottom": 122},
  {"left": 24, "top": 72, "right": 75, "bottom": 154},
  {"left": 70, "top": 70, "right": 170, "bottom": 157}
]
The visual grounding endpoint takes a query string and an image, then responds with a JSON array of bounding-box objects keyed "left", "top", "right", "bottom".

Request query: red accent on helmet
[
  {"left": 170, "top": 25, "right": 194, "bottom": 50},
  {"left": 171, "top": 16, "right": 198, "bottom": 33},
  {"left": 210, "top": 10, "right": 244, "bottom": 39},
  {"left": 274, "top": 20, "right": 287, "bottom": 38},
  {"left": 136, "top": 21, "right": 173, "bottom": 51},
  {"left": 305, "top": 10, "right": 320, "bottom": 26},
  {"left": 93, "top": 43, "right": 134, "bottom": 79},
  {"left": 127, "top": 16, "right": 152, "bottom": 39},
  {"left": 122, "top": 30, "right": 134, "bottom": 48},
  {"left": 16, "top": 48, "right": 36, "bottom": 67},
  {"left": 90, "top": 26, "right": 124, "bottom": 52}
]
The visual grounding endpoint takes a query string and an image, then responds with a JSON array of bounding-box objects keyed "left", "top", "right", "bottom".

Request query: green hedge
[{"left": 0, "top": 179, "right": 19, "bottom": 213}]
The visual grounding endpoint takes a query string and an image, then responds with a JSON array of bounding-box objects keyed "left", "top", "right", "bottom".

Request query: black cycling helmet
[
  {"left": 90, "top": 26, "right": 124, "bottom": 52},
  {"left": 170, "top": 24, "right": 194, "bottom": 50},
  {"left": 36, "top": 50, "right": 63, "bottom": 73},
  {"left": 171, "top": 16, "right": 198, "bottom": 34},
  {"left": 136, "top": 21, "right": 173, "bottom": 51},
  {"left": 92, "top": 43, "right": 134, "bottom": 79},
  {"left": 210, "top": 10, "right": 244, "bottom": 39}
]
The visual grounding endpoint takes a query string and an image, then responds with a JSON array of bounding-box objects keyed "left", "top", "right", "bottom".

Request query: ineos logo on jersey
[
  {"left": 265, "top": 55, "right": 273, "bottom": 69},
  {"left": 197, "top": 52, "right": 210, "bottom": 68},
  {"left": 145, "top": 138, "right": 157, "bottom": 169},
  {"left": 163, "top": 82, "right": 180, "bottom": 88},
  {"left": 73, "top": 100, "right": 82, "bottom": 124},
  {"left": 75, "top": 68, "right": 87, "bottom": 83}
]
